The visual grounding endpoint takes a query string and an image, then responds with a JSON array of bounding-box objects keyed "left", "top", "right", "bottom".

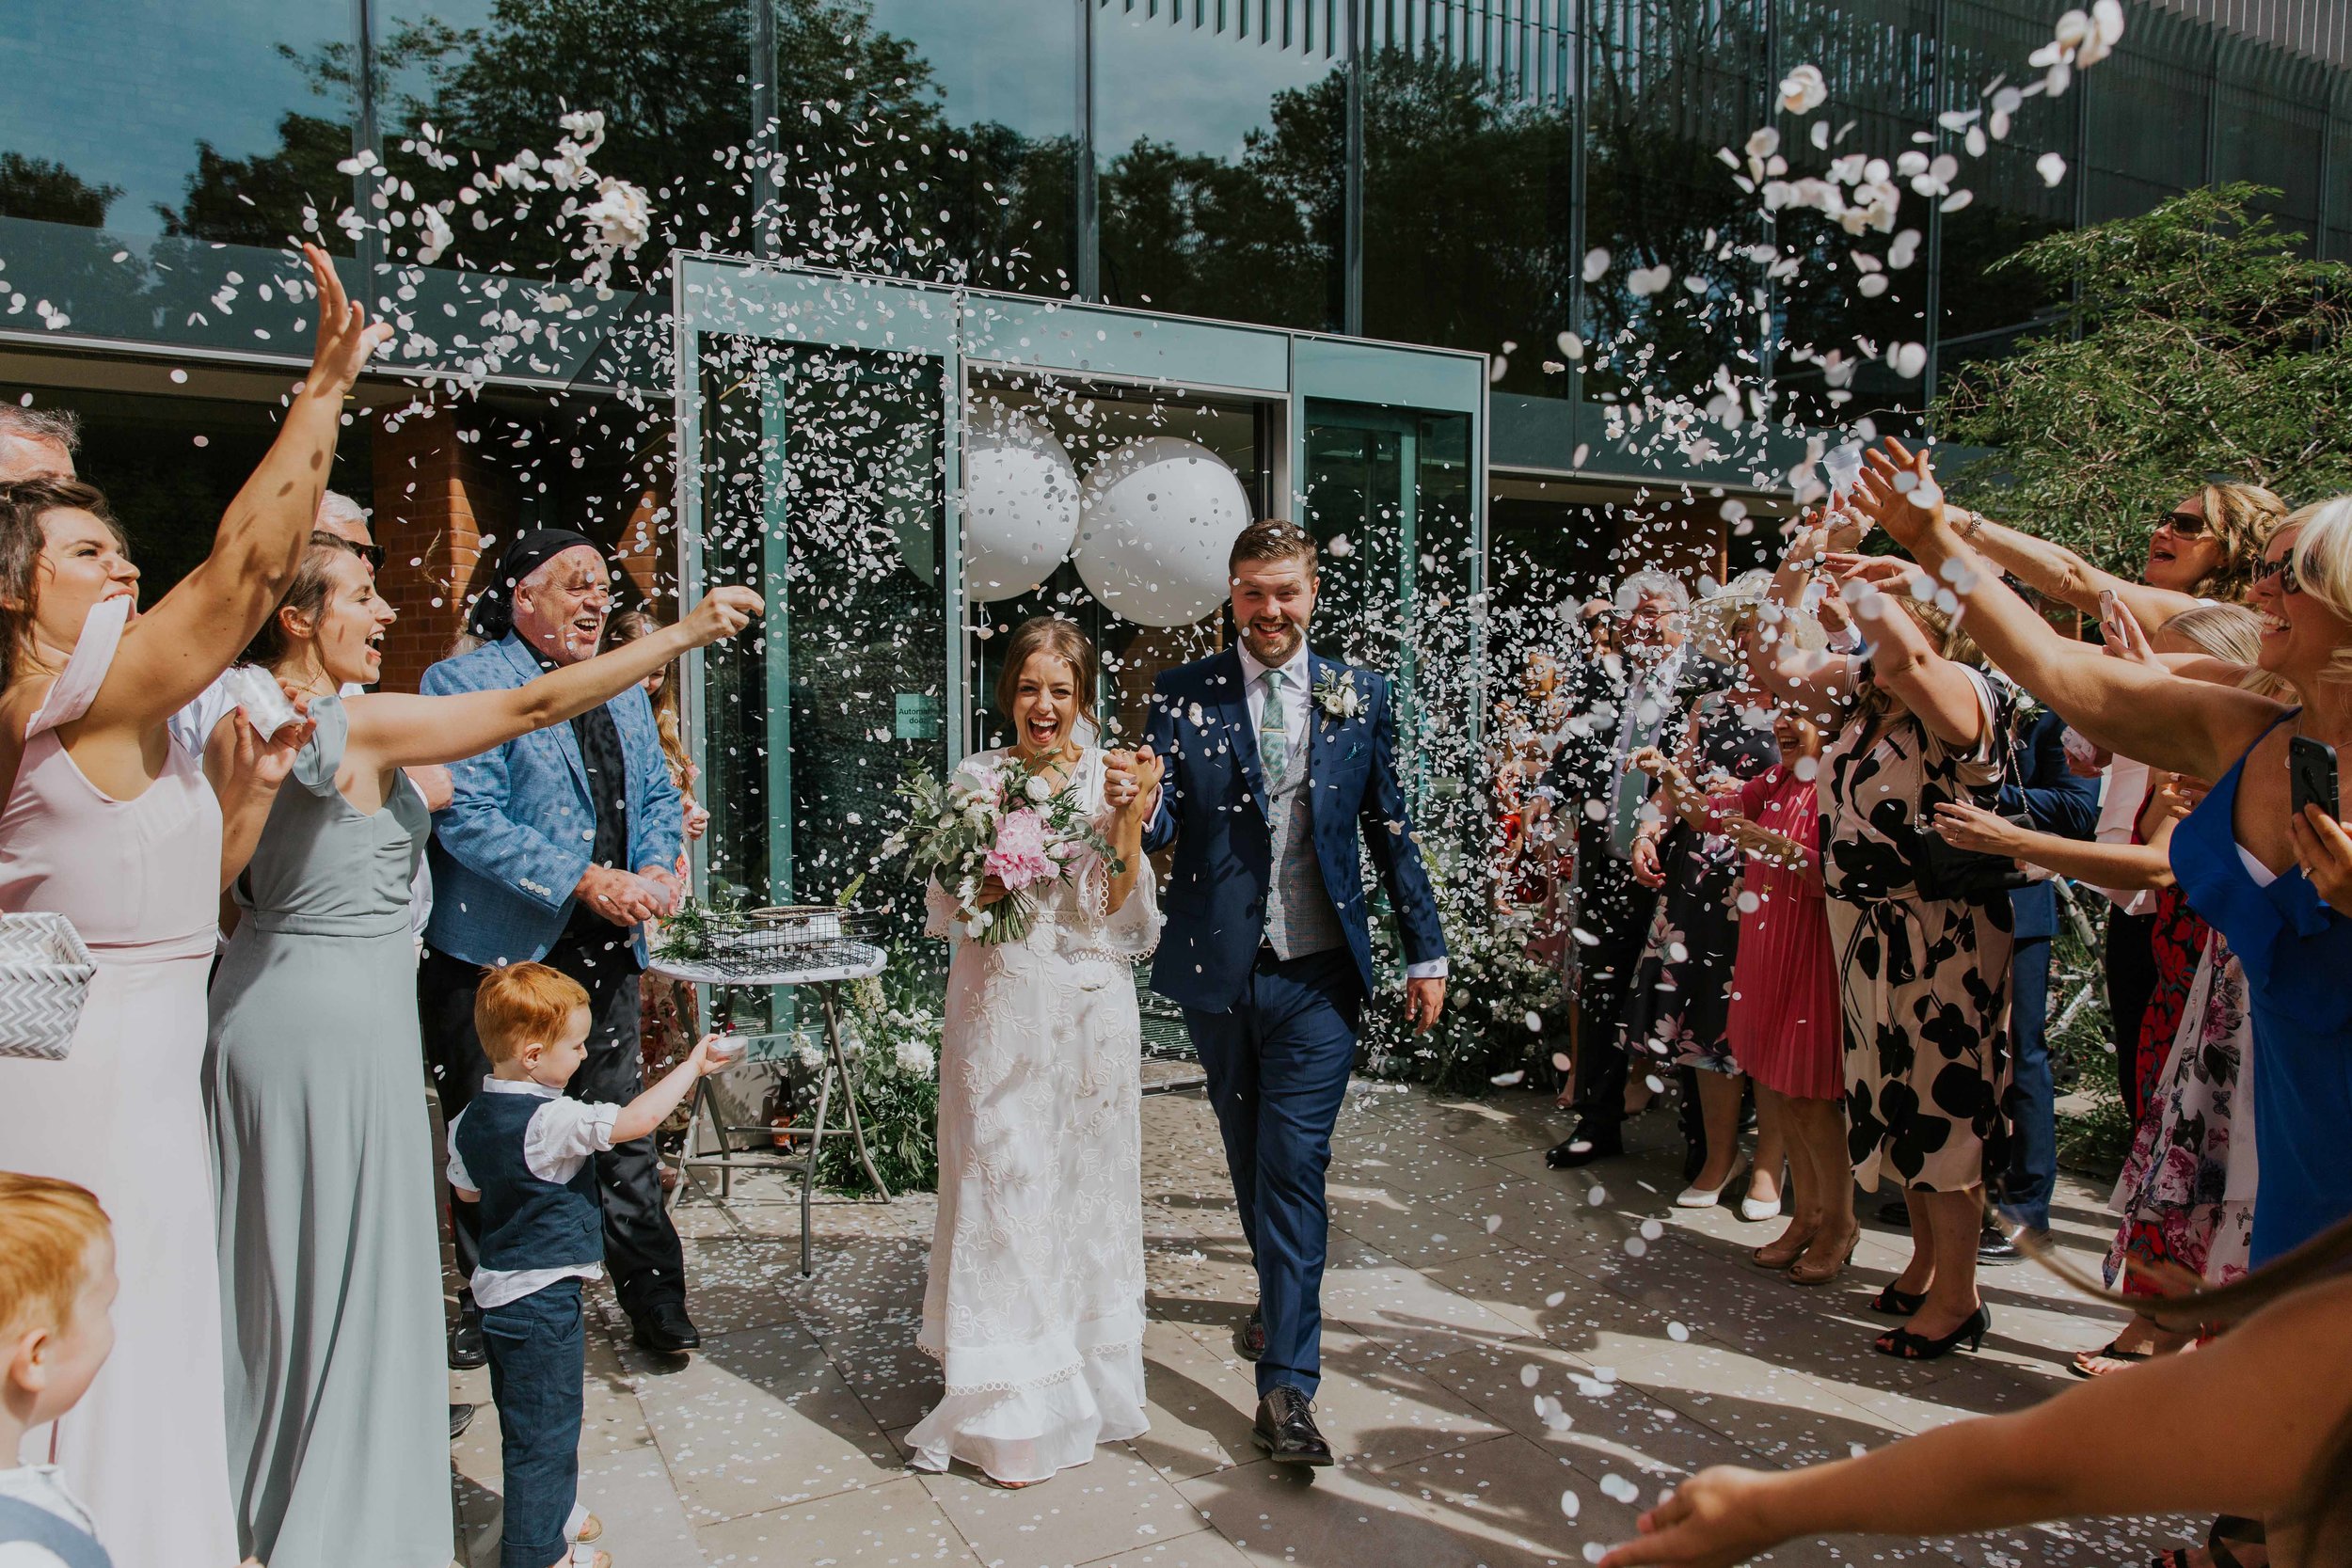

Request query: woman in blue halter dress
[{"left": 2167, "top": 712, "right": 2352, "bottom": 1264}]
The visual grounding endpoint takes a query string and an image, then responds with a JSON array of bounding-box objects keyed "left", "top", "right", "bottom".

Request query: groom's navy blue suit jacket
[{"left": 1139, "top": 646, "right": 1447, "bottom": 1012}]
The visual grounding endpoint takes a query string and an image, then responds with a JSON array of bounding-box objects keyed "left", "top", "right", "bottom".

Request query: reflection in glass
[
  {"left": 1093, "top": 1, "right": 1345, "bottom": 330},
  {"left": 371, "top": 0, "right": 754, "bottom": 285},
  {"left": 1359, "top": 10, "right": 1576, "bottom": 398},
  {"left": 0, "top": 0, "right": 355, "bottom": 247},
  {"left": 1581, "top": 0, "right": 1769, "bottom": 407},
  {"left": 696, "top": 335, "right": 947, "bottom": 964}
]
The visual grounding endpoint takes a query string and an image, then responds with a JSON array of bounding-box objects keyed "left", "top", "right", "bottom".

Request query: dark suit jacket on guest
[{"left": 2000, "top": 705, "right": 2101, "bottom": 942}]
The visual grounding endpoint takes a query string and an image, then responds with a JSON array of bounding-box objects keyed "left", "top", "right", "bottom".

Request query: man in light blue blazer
[
  {"left": 416, "top": 529, "right": 701, "bottom": 1362},
  {"left": 1130, "top": 519, "right": 1451, "bottom": 1465}
]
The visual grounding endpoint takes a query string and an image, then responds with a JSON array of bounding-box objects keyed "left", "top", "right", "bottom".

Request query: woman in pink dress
[
  {"left": 0, "top": 246, "right": 387, "bottom": 1568},
  {"left": 1653, "top": 700, "right": 1849, "bottom": 1283},
  {"left": 1713, "top": 709, "right": 1851, "bottom": 1285}
]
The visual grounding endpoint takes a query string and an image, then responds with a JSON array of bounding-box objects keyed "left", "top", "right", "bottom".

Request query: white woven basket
[{"left": 0, "top": 912, "right": 95, "bottom": 1061}]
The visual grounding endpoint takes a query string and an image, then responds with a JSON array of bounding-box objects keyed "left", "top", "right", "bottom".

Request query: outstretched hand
[
  {"left": 300, "top": 243, "right": 393, "bottom": 401},
  {"left": 1851, "top": 436, "right": 1954, "bottom": 552},
  {"left": 684, "top": 585, "right": 765, "bottom": 646},
  {"left": 1597, "top": 1467, "right": 1784, "bottom": 1568}
]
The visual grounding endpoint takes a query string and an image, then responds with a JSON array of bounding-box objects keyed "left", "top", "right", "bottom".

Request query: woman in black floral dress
[
  {"left": 1621, "top": 686, "right": 1780, "bottom": 1207},
  {"left": 1760, "top": 532, "right": 2013, "bottom": 1360}
]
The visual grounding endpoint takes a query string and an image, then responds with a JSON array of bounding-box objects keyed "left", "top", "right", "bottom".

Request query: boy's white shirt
[
  {"left": 0, "top": 1465, "right": 97, "bottom": 1568},
  {"left": 445, "top": 1078, "right": 618, "bottom": 1309}
]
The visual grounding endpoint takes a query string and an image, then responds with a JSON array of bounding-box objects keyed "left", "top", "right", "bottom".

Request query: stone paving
[{"left": 446, "top": 1080, "right": 2186, "bottom": 1568}]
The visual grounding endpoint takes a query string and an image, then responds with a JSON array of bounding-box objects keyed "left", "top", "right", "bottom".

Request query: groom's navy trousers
[{"left": 1184, "top": 947, "right": 1364, "bottom": 1400}]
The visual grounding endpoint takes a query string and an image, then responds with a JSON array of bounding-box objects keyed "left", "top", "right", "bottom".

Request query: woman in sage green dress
[{"left": 205, "top": 533, "right": 761, "bottom": 1567}]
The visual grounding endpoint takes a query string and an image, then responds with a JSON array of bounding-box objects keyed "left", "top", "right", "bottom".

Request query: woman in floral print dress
[{"left": 1758, "top": 528, "right": 2014, "bottom": 1361}]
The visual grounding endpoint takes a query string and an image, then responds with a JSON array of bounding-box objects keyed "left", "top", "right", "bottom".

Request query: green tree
[
  {"left": 157, "top": 113, "right": 352, "bottom": 246},
  {"left": 0, "top": 153, "right": 121, "bottom": 227},
  {"left": 1939, "top": 185, "right": 2352, "bottom": 567}
]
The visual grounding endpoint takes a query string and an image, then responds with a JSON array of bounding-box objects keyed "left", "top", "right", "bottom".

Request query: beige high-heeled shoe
[{"left": 1749, "top": 1226, "right": 1818, "bottom": 1271}]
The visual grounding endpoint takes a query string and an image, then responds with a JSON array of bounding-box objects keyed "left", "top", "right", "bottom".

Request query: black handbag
[{"left": 1915, "top": 808, "right": 2035, "bottom": 900}]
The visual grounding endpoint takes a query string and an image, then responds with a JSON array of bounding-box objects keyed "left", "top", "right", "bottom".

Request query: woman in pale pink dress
[{"left": 0, "top": 246, "right": 387, "bottom": 1568}]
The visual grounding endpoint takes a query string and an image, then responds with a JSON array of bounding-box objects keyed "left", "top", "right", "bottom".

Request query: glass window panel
[
  {"left": 695, "top": 335, "right": 948, "bottom": 958},
  {"left": 1770, "top": 0, "right": 1937, "bottom": 428},
  {"left": 1094, "top": 0, "right": 1346, "bottom": 331},
  {"left": 0, "top": 1, "right": 357, "bottom": 357},
  {"left": 1581, "top": 0, "right": 1771, "bottom": 406},
  {"left": 0, "top": 0, "right": 355, "bottom": 249},
  {"left": 371, "top": 0, "right": 754, "bottom": 286},
  {"left": 2215, "top": 47, "right": 2328, "bottom": 249},
  {"left": 863, "top": 0, "right": 1082, "bottom": 294},
  {"left": 1360, "top": 4, "right": 1577, "bottom": 399},
  {"left": 2328, "top": 86, "right": 2352, "bottom": 260},
  {"left": 2083, "top": 8, "right": 2210, "bottom": 223},
  {"left": 1934, "top": 1, "right": 2074, "bottom": 384}
]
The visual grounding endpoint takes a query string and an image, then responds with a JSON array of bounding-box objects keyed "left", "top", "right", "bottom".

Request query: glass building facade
[
  {"left": 7, "top": 2, "right": 2347, "bottom": 410},
  {"left": 3, "top": 0, "right": 2348, "bottom": 618}
]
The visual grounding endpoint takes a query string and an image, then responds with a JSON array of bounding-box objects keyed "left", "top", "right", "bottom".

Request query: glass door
[
  {"left": 1299, "top": 401, "right": 1477, "bottom": 782},
  {"left": 696, "top": 337, "right": 949, "bottom": 948}
]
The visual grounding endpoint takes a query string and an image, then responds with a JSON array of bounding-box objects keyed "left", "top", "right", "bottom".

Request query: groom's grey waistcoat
[{"left": 1263, "top": 759, "right": 1344, "bottom": 959}]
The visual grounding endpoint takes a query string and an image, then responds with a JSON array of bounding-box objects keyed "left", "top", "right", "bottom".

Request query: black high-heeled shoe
[
  {"left": 1867, "top": 1283, "right": 1926, "bottom": 1317},
  {"left": 1872, "top": 1304, "right": 1991, "bottom": 1361}
]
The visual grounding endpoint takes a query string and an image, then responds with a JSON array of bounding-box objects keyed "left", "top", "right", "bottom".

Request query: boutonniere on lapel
[{"left": 1312, "top": 669, "right": 1363, "bottom": 723}]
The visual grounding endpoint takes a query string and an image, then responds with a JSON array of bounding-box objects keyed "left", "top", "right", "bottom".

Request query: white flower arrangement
[{"left": 1312, "top": 668, "right": 1364, "bottom": 721}]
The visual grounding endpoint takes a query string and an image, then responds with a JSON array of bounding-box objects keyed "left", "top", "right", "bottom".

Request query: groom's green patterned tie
[{"left": 1259, "top": 667, "right": 1291, "bottom": 791}]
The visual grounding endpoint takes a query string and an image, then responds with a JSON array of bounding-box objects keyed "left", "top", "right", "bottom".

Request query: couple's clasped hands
[{"left": 1101, "top": 744, "right": 1165, "bottom": 816}]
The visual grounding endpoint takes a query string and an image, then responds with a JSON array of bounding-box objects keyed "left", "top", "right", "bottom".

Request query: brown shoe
[
  {"left": 1787, "top": 1228, "right": 1860, "bottom": 1288},
  {"left": 1749, "top": 1226, "right": 1818, "bottom": 1271}
]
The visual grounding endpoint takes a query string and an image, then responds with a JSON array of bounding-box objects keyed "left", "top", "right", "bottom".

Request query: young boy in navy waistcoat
[{"left": 447, "top": 963, "right": 736, "bottom": 1568}]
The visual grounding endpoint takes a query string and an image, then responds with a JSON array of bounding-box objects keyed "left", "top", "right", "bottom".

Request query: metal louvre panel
[{"left": 2144, "top": 0, "right": 2350, "bottom": 69}]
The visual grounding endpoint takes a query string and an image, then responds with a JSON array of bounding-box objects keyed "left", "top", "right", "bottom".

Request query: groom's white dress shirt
[{"left": 1238, "top": 641, "right": 1447, "bottom": 982}]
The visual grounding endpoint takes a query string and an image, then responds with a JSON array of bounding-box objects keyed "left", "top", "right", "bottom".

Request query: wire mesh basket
[{"left": 698, "top": 905, "right": 887, "bottom": 981}]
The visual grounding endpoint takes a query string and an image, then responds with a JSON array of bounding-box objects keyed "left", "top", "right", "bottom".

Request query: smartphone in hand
[{"left": 2290, "top": 735, "right": 2340, "bottom": 822}]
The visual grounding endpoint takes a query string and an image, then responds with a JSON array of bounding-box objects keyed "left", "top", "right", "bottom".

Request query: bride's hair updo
[{"left": 994, "top": 615, "right": 1099, "bottom": 720}]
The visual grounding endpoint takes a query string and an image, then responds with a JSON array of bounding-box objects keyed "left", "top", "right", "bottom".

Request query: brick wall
[{"left": 371, "top": 406, "right": 519, "bottom": 694}]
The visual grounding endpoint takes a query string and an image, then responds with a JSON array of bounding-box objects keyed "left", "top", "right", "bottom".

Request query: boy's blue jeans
[{"left": 483, "top": 1279, "right": 585, "bottom": 1568}]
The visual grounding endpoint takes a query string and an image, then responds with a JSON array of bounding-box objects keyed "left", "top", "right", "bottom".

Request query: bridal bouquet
[{"left": 887, "top": 755, "right": 1121, "bottom": 945}]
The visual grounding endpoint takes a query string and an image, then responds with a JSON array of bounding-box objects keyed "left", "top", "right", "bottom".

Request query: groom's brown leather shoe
[
  {"left": 1251, "top": 1386, "right": 1333, "bottom": 1466},
  {"left": 1233, "top": 1306, "right": 1265, "bottom": 1362}
]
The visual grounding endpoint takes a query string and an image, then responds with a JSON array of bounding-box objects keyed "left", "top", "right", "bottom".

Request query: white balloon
[
  {"left": 1073, "top": 436, "right": 1252, "bottom": 628},
  {"left": 961, "top": 418, "right": 1079, "bottom": 602}
]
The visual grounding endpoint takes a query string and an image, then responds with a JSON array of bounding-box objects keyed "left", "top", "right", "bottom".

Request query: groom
[{"left": 1123, "top": 519, "right": 1449, "bottom": 1466}]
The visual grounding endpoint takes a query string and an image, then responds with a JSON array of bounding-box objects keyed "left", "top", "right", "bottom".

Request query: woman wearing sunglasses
[{"left": 1944, "top": 480, "right": 2284, "bottom": 634}]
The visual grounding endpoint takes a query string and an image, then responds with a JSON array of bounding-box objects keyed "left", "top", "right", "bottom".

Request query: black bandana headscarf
[{"left": 466, "top": 528, "right": 601, "bottom": 641}]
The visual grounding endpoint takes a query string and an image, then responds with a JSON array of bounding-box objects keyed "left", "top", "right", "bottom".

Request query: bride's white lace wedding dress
[{"left": 909, "top": 747, "right": 1162, "bottom": 1484}]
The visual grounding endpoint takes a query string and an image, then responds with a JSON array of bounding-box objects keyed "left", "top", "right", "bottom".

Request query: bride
[{"left": 909, "top": 614, "right": 1164, "bottom": 1486}]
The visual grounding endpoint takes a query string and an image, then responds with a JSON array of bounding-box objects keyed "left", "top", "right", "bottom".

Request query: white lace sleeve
[
  {"left": 924, "top": 877, "right": 960, "bottom": 942},
  {"left": 1077, "top": 836, "right": 1160, "bottom": 960}
]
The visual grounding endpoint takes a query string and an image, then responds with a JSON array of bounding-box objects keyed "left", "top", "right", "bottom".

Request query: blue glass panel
[
  {"left": 0, "top": 0, "right": 356, "bottom": 253},
  {"left": 1093, "top": 0, "right": 1347, "bottom": 329}
]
